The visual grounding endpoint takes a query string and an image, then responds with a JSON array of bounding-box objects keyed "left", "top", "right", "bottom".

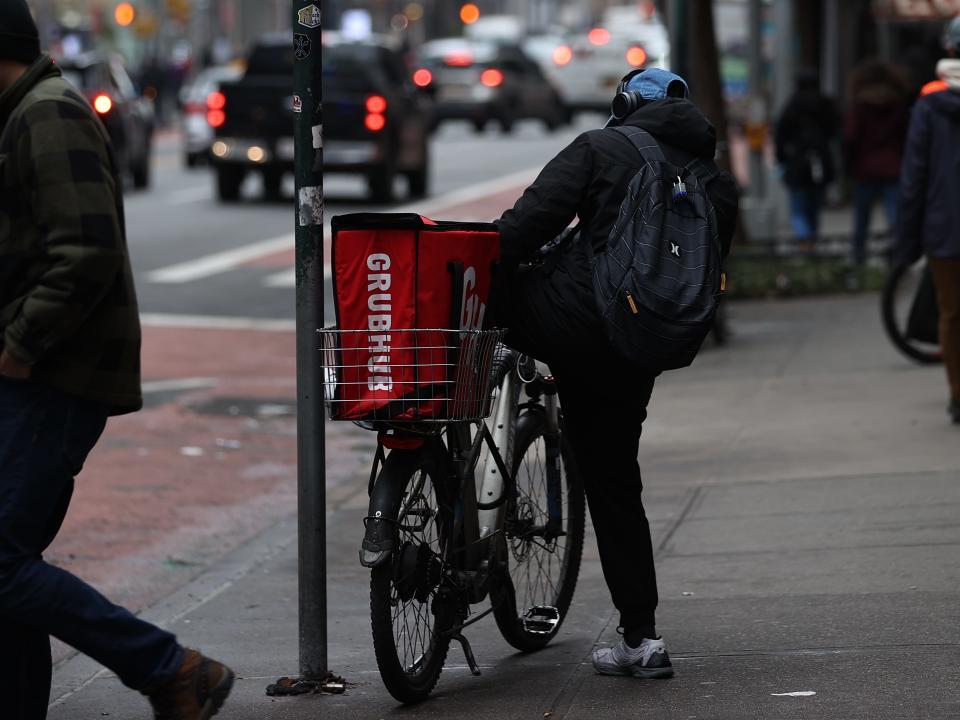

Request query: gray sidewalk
[{"left": 49, "top": 294, "right": 960, "bottom": 719}]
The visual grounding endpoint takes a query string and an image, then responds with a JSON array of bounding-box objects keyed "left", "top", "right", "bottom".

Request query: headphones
[
  {"left": 610, "top": 69, "right": 647, "bottom": 122},
  {"left": 610, "top": 68, "right": 689, "bottom": 122}
]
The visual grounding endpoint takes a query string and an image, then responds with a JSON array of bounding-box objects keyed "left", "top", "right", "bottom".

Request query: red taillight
[
  {"left": 207, "top": 91, "right": 226, "bottom": 110},
  {"left": 365, "top": 95, "right": 387, "bottom": 114},
  {"left": 413, "top": 68, "right": 432, "bottom": 87},
  {"left": 444, "top": 53, "right": 473, "bottom": 67},
  {"left": 207, "top": 110, "right": 226, "bottom": 128},
  {"left": 93, "top": 94, "right": 113, "bottom": 114},
  {"left": 588, "top": 27, "right": 611, "bottom": 46},
  {"left": 365, "top": 113, "right": 386, "bottom": 132},
  {"left": 626, "top": 46, "right": 648, "bottom": 67},
  {"left": 552, "top": 45, "right": 573, "bottom": 66},
  {"left": 480, "top": 68, "right": 504, "bottom": 88}
]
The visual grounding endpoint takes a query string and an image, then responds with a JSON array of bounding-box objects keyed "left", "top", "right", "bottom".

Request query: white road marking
[
  {"left": 141, "top": 313, "right": 296, "bottom": 332},
  {"left": 320, "top": 165, "right": 539, "bottom": 240},
  {"left": 261, "top": 266, "right": 331, "bottom": 288},
  {"left": 146, "top": 234, "right": 294, "bottom": 283},
  {"left": 141, "top": 377, "right": 219, "bottom": 393},
  {"left": 166, "top": 185, "right": 214, "bottom": 205},
  {"left": 263, "top": 268, "right": 296, "bottom": 288},
  {"left": 147, "top": 168, "right": 537, "bottom": 285}
]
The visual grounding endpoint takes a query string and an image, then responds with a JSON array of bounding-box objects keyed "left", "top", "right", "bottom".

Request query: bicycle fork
[{"left": 542, "top": 382, "right": 565, "bottom": 542}]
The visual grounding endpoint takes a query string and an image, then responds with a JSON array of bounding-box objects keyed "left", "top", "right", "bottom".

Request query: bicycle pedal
[{"left": 521, "top": 605, "right": 560, "bottom": 635}]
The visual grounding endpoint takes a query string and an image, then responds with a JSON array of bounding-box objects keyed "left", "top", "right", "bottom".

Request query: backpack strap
[
  {"left": 610, "top": 125, "right": 667, "bottom": 163},
  {"left": 613, "top": 125, "right": 722, "bottom": 188},
  {"left": 683, "top": 157, "right": 721, "bottom": 188}
]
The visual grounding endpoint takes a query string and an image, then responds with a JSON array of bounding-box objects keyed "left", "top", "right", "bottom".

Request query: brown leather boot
[{"left": 146, "top": 649, "right": 234, "bottom": 720}]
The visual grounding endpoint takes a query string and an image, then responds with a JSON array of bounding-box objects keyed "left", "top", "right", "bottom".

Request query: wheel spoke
[
  {"left": 383, "top": 465, "right": 448, "bottom": 678},
  {"left": 507, "top": 429, "right": 570, "bottom": 612}
]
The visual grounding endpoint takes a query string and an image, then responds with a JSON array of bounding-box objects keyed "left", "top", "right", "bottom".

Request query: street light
[
  {"left": 460, "top": 3, "right": 480, "bottom": 25},
  {"left": 114, "top": 2, "right": 136, "bottom": 27}
]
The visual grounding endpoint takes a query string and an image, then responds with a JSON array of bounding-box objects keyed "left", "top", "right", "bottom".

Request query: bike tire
[
  {"left": 370, "top": 447, "right": 455, "bottom": 703},
  {"left": 492, "top": 408, "right": 585, "bottom": 652},
  {"left": 881, "top": 261, "right": 943, "bottom": 365}
]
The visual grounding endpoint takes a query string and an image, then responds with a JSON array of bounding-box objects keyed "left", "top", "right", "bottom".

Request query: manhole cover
[{"left": 188, "top": 397, "right": 296, "bottom": 419}]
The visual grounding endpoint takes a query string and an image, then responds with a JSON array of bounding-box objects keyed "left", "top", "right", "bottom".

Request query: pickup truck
[{"left": 210, "top": 33, "right": 431, "bottom": 203}]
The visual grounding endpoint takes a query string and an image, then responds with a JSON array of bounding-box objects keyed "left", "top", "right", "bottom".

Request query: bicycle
[
  {"left": 320, "top": 327, "right": 585, "bottom": 703},
  {"left": 881, "top": 259, "right": 942, "bottom": 365}
]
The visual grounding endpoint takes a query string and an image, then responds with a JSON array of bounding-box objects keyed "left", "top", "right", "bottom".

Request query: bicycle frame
[
  {"left": 360, "top": 355, "right": 566, "bottom": 677},
  {"left": 360, "top": 356, "right": 560, "bottom": 579}
]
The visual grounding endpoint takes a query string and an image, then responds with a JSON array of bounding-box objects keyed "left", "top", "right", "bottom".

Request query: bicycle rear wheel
[
  {"left": 881, "top": 260, "right": 943, "bottom": 365},
  {"left": 370, "top": 446, "right": 456, "bottom": 703},
  {"left": 492, "top": 407, "right": 585, "bottom": 652}
]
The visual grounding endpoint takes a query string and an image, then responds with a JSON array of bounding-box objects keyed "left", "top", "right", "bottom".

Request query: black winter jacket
[
  {"left": 897, "top": 87, "right": 960, "bottom": 262},
  {"left": 497, "top": 99, "right": 739, "bottom": 264},
  {"left": 774, "top": 90, "right": 839, "bottom": 188}
]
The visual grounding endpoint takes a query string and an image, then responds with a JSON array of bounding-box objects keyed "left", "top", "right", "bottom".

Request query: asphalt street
[{"left": 128, "top": 116, "right": 601, "bottom": 322}]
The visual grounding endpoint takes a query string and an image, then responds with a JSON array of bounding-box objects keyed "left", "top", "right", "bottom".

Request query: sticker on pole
[
  {"left": 298, "top": 186, "right": 323, "bottom": 228},
  {"left": 292, "top": 95, "right": 303, "bottom": 113},
  {"left": 297, "top": 4, "right": 321, "bottom": 28},
  {"left": 294, "top": 33, "right": 311, "bottom": 60}
]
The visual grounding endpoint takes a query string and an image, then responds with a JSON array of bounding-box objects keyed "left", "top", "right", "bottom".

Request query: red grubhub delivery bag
[{"left": 329, "top": 213, "right": 500, "bottom": 421}]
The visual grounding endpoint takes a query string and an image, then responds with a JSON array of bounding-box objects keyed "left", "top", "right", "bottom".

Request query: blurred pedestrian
[
  {"left": 775, "top": 69, "right": 839, "bottom": 250},
  {"left": 896, "top": 16, "right": 960, "bottom": 425},
  {"left": 140, "top": 56, "right": 168, "bottom": 125},
  {"left": 843, "top": 59, "right": 910, "bottom": 271},
  {"left": 0, "top": 2, "right": 235, "bottom": 718}
]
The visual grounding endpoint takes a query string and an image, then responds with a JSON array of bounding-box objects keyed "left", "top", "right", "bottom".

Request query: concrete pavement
[{"left": 48, "top": 292, "right": 960, "bottom": 719}]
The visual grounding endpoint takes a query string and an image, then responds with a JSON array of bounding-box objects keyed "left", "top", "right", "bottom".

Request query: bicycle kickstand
[{"left": 450, "top": 632, "right": 482, "bottom": 676}]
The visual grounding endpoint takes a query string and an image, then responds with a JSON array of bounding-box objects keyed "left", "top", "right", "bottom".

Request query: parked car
[
  {"left": 211, "top": 33, "right": 430, "bottom": 203},
  {"left": 413, "top": 38, "right": 568, "bottom": 133},
  {"left": 57, "top": 52, "right": 155, "bottom": 188},
  {"left": 323, "top": 32, "right": 432, "bottom": 202},
  {"left": 179, "top": 64, "right": 243, "bottom": 168},
  {"left": 523, "top": 15, "right": 669, "bottom": 117}
]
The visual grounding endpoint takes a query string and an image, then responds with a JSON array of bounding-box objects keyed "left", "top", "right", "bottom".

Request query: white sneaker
[{"left": 591, "top": 637, "right": 674, "bottom": 679}]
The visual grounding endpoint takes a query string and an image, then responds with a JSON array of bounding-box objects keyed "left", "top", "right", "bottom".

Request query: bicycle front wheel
[
  {"left": 881, "top": 260, "right": 943, "bottom": 365},
  {"left": 370, "top": 446, "right": 455, "bottom": 703},
  {"left": 492, "top": 407, "right": 585, "bottom": 652}
]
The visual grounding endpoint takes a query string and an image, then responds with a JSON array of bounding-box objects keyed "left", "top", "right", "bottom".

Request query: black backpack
[{"left": 593, "top": 126, "right": 724, "bottom": 372}]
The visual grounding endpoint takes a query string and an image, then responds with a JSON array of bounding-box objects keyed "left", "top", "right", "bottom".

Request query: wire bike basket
[
  {"left": 324, "top": 212, "right": 503, "bottom": 423},
  {"left": 320, "top": 327, "right": 504, "bottom": 422}
]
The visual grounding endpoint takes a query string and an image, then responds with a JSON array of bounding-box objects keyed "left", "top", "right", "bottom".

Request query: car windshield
[
  {"left": 322, "top": 45, "right": 380, "bottom": 93},
  {"left": 419, "top": 40, "right": 497, "bottom": 68},
  {"left": 246, "top": 43, "right": 294, "bottom": 75}
]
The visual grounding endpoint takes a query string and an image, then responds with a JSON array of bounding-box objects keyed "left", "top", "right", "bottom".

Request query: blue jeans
[
  {"left": 0, "top": 378, "right": 183, "bottom": 719},
  {"left": 788, "top": 187, "right": 825, "bottom": 243},
  {"left": 852, "top": 181, "right": 899, "bottom": 266}
]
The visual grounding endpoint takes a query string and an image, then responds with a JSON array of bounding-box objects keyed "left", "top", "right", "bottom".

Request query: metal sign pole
[
  {"left": 293, "top": 0, "right": 326, "bottom": 682},
  {"left": 668, "top": 0, "right": 688, "bottom": 79}
]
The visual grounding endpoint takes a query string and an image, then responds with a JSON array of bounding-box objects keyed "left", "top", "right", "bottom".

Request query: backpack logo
[{"left": 670, "top": 242, "right": 681, "bottom": 257}]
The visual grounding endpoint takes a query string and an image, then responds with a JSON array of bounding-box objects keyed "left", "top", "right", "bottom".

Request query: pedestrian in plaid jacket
[{"left": 0, "top": 1, "right": 233, "bottom": 717}]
